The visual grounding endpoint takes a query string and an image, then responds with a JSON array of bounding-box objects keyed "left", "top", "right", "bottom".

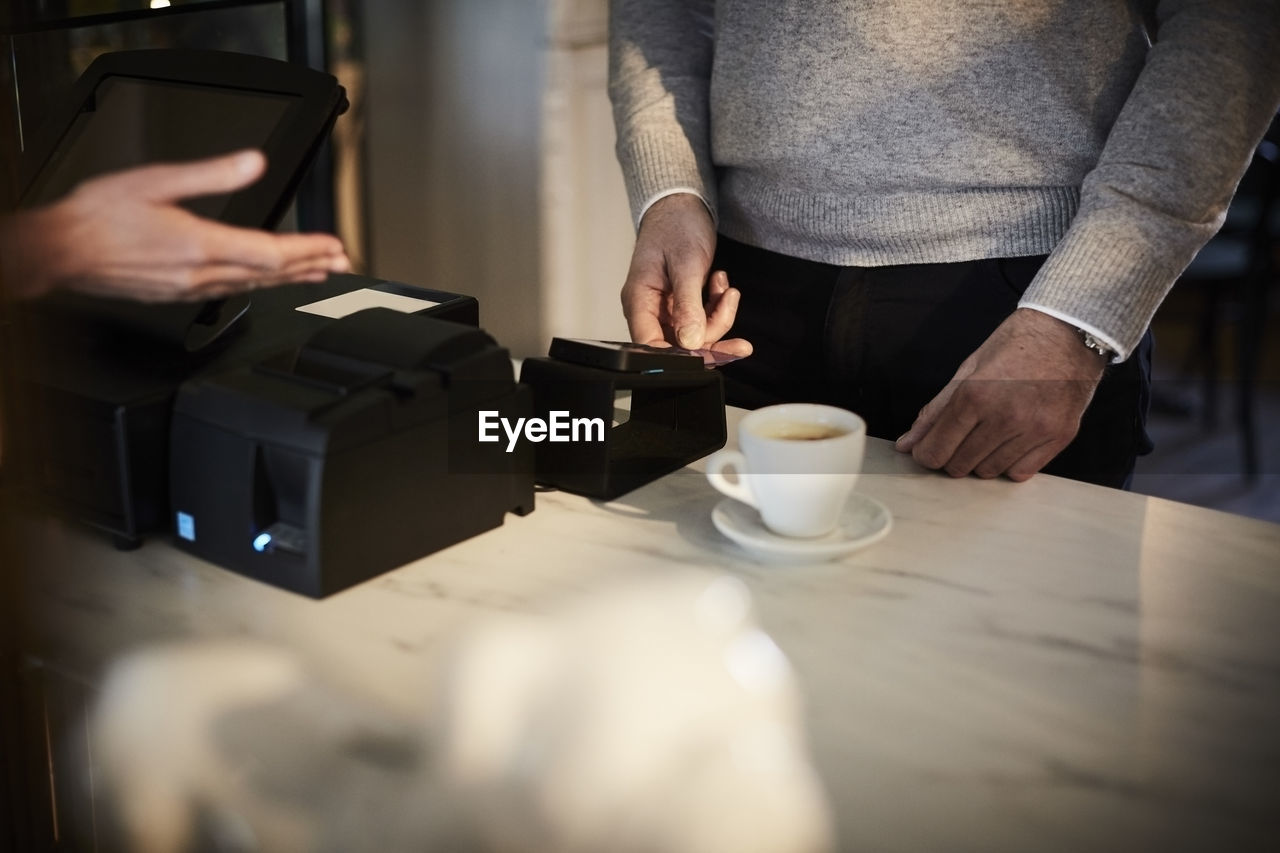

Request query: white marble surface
[{"left": 19, "top": 409, "right": 1280, "bottom": 851}]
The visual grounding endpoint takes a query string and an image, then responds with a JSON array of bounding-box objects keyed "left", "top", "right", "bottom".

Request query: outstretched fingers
[
  {"left": 115, "top": 150, "right": 268, "bottom": 203},
  {"left": 195, "top": 220, "right": 348, "bottom": 274}
]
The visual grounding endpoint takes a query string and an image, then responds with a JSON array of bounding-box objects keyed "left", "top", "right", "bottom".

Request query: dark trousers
[{"left": 713, "top": 236, "right": 1154, "bottom": 489}]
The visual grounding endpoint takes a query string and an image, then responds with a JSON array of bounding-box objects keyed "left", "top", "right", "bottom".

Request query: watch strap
[{"left": 1079, "top": 330, "right": 1114, "bottom": 360}]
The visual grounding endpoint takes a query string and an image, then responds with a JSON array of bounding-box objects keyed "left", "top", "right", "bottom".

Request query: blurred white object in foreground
[
  {"left": 92, "top": 571, "right": 834, "bottom": 852},
  {"left": 433, "top": 571, "right": 834, "bottom": 853}
]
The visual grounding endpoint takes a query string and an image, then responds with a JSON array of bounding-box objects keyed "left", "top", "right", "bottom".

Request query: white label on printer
[{"left": 295, "top": 288, "right": 441, "bottom": 319}]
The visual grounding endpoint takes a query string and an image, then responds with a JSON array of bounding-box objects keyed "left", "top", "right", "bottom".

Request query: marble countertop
[{"left": 18, "top": 411, "right": 1280, "bottom": 850}]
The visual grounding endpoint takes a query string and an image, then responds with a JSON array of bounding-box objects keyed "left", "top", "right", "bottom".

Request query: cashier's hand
[
  {"left": 0, "top": 150, "right": 350, "bottom": 302},
  {"left": 622, "top": 193, "right": 752, "bottom": 355},
  {"left": 894, "top": 309, "right": 1107, "bottom": 481}
]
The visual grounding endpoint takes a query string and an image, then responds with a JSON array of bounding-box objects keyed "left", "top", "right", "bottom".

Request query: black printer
[
  {"left": 5, "top": 275, "right": 480, "bottom": 548},
  {"left": 3, "top": 48, "right": 538, "bottom": 596},
  {"left": 3, "top": 47, "right": 357, "bottom": 545},
  {"left": 168, "top": 309, "right": 535, "bottom": 598}
]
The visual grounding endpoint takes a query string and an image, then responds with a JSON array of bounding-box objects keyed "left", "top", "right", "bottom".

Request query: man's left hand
[{"left": 894, "top": 308, "right": 1108, "bottom": 481}]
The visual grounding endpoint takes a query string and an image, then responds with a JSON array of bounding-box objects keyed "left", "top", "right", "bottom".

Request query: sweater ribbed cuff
[
  {"left": 638, "top": 188, "right": 716, "bottom": 227},
  {"left": 616, "top": 128, "right": 717, "bottom": 228},
  {"left": 1019, "top": 218, "right": 1185, "bottom": 362}
]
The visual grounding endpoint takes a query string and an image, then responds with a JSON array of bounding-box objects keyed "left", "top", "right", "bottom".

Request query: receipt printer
[{"left": 168, "top": 309, "right": 535, "bottom": 597}]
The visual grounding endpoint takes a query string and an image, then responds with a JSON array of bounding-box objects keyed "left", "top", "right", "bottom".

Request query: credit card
[{"left": 673, "top": 347, "right": 748, "bottom": 368}]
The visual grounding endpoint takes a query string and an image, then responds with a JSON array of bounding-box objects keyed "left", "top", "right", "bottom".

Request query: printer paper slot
[{"left": 253, "top": 349, "right": 393, "bottom": 397}]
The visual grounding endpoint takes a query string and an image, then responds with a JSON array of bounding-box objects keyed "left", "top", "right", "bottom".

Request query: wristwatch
[{"left": 1078, "top": 329, "right": 1114, "bottom": 361}]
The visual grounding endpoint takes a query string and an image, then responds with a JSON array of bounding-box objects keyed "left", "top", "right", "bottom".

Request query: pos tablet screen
[
  {"left": 18, "top": 48, "right": 348, "bottom": 229},
  {"left": 23, "top": 76, "right": 297, "bottom": 220},
  {"left": 15, "top": 49, "right": 348, "bottom": 351}
]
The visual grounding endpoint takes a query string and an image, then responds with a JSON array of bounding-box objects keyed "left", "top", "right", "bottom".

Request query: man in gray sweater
[{"left": 608, "top": 1, "right": 1280, "bottom": 487}]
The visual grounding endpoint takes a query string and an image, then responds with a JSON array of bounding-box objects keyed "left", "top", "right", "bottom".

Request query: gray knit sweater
[{"left": 608, "top": 0, "right": 1280, "bottom": 359}]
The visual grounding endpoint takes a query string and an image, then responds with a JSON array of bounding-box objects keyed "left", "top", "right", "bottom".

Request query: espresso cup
[{"left": 705, "top": 404, "right": 866, "bottom": 538}]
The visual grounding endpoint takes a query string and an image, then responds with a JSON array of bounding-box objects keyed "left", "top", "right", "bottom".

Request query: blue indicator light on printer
[{"left": 253, "top": 533, "right": 273, "bottom": 553}]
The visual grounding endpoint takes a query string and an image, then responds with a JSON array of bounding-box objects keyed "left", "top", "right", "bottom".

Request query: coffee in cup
[
  {"left": 705, "top": 404, "right": 865, "bottom": 538},
  {"left": 753, "top": 422, "right": 851, "bottom": 442}
]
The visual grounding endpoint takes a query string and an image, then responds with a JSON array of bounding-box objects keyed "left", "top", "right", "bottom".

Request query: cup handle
[{"left": 705, "top": 450, "right": 755, "bottom": 508}]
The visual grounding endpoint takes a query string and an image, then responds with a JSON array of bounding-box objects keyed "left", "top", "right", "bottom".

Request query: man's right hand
[{"left": 621, "top": 193, "right": 752, "bottom": 355}]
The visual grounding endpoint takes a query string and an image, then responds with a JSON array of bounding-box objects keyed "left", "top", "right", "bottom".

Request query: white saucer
[{"left": 711, "top": 494, "right": 892, "bottom": 563}]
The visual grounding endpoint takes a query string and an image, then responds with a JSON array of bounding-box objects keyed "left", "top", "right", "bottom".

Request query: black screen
[{"left": 23, "top": 74, "right": 297, "bottom": 218}]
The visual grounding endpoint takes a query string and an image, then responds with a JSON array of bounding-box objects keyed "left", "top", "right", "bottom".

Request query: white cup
[{"left": 706, "top": 404, "right": 866, "bottom": 538}]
